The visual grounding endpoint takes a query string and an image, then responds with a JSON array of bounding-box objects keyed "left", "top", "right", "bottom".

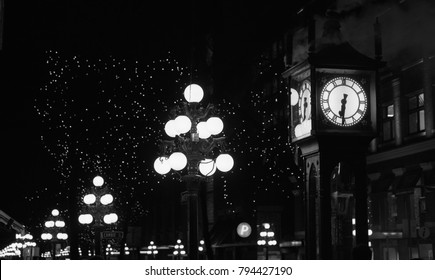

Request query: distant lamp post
[
  {"left": 257, "top": 223, "right": 277, "bottom": 260},
  {"left": 145, "top": 241, "right": 158, "bottom": 259},
  {"left": 41, "top": 209, "right": 68, "bottom": 259},
  {"left": 78, "top": 175, "right": 118, "bottom": 257},
  {"left": 173, "top": 239, "right": 187, "bottom": 260},
  {"left": 154, "top": 84, "right": 234, "bottom": 260}
]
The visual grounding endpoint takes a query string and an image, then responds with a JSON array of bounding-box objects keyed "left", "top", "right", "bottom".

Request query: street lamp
[
  {"left": 78, "top": 175, "right": 118, "bottom": 257},
  {"left": 173, "top": 239, "right": 187, "bottom": 260},
  {"left": 41, "top": 209, "right": 68, "bottom": 259},
  {"left": 257, "top": 223, "right": 277, "bottom": 260},
  {"left": 145, "top": 241, "right": 158, "bottom": 259},
  {"left": 154, "top": 84, "right": 234, "bottom": 260}
]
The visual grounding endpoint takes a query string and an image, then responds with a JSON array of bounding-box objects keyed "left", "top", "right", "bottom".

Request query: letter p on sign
[{"left": 237, "top": 222, "right": 252, "bottom": 238}]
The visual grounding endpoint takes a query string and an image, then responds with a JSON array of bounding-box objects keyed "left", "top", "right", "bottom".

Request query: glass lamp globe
[
  {"left": 93, "top": 176, "right": 104, "bottom": 187},
  {"left": 290, "top": 88, "right": 299, "bottom": 106},
  {"left": 45, "top": 221, "right": 54, "bottom": 228},
  {"left": 104, "top": 213, "right": 118, "bottom": 224},
  {"left": 78, "top": 214, "right": 93, "bottom": 225},
  {"left": 55, "top": 221, "right": 65, "bottom": 228},
  {"left": 164, "top": 120, "right": 178, "bottom": 138},
  {"left": 51, "top": 209, "right": 59, "bottom": 217},
  {"left": 197, "top": 121, "right": 211, "bottom": 139},
  {"left": 174, "top": 115, "right": 192, "bottom": 134},
  {"left": 199, "top": 159, "right": 216, "bottom": 176},
  {"left": 154, "top": 157, "right": 171, "bottom": 175},
  {"left": 83, "top": 194, "right": 96, "bottom": 205},
  {"left": 183, "top": 84, "right": 204, "bottom": 103},
  {"left": 168, "top": 152, "right": 187, "bottom": 171},
  {"left": 206, "top": 117, "right": 224, "bottom": 135},
  {"left": 216, "top": 153, "right": 234, "bottom": 172},
  {"left": 100, "top": 194, "right": 114, "bottom": 205}
]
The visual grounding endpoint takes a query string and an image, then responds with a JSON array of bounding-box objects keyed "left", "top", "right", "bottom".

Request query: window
[
  {"left": 407, "top": 93, "right": 425, "bottom": 134},
  {"left": 381, "top": 104, "right": 395, "bottom": 142}
]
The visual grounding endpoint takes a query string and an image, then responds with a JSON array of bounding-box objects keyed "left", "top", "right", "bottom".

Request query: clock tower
[{"left": 283, "top": 18, "right": 380, "bottom": 259}]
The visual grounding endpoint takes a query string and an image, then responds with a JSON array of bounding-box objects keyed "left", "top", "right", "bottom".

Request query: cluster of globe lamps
[
  {"left": 41, "top": 209, "right": 68, "bottom": 241},
  {"left": 78, "top": 176, "right": 118, "bottom": 225},
  {"left": 153, "top": 84, "right": 234, "bottom": 176}
]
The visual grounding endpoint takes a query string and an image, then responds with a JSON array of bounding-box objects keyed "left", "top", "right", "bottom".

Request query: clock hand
[
  {"left": 303, "top": 97, "right": 308, "bottom": 121},
  {"left": 338, "top": 94, "right": 348, "bottom": 125}
]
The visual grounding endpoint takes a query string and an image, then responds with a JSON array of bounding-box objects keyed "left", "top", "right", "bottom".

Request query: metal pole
[{"left": 186, "top": 179, "right": 199, "bottom": 260}]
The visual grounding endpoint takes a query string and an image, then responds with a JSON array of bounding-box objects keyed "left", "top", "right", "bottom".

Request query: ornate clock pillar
[{"left": 283, "top": 31, "right": 380, "bottom": 259}]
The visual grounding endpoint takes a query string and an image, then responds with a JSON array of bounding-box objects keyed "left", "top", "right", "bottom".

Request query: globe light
[
  {"left": 55, "top": 221, "right": 65, "bottom": 228},
  {"left": 183, "top": 84, "right": 204, "bottom": 103},
  {"left": 78, "top": 214, "right": 93, "bottom": 225},
  {"left": 263, "top": 223, "right": 271, "bottom": 229},
  {"left": 154, "top": 157, "right": 171, "bottom": 175},
  {"left": 51, "top": 209, "right": 59, "bottom": 216},
  {"left": 103, "top": 213, "right": 118, "bottom": 224},
  {"left": 197, "top": 121, "right": 211, "bottom": 139},
  {"left": 100, "top": 194, "right": 114, "bottom": 205},
  {"left": 93, "top": 176, "right": 104, "bottom": 187},
  {"left": 215, "top": 154, "right": 234, "bottom": 172},
  {"left": 164, "top": 120, "right": 178, "bottom": 138},
  {"left": 290, "top": 88, "right": 299, "bottom": 106},
  {"left": 199, "top": 159, "right": 216, "bottom": 176},
  {"left": 174, "top": 115, "right": 192, "bottom": 134},
  {"left": 41, "top": 233, "right": 53, "bottom": 240},
  {"left": 45, "top": 221, "right": 54, "bottom": 228},
  {"left": 168, "top": 152, "right": 187, "bottom": 171},
  {"left": 57, "top": 233, "right": 68, "bottom": 240},
  {"left": 83, "top": 194, "right": 96, "bottom": 205},
  {"left": 206, "top": 117, "right": 224, "bottom": 135}
]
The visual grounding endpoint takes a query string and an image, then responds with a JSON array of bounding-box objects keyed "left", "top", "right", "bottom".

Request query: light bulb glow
[
  {"left": 164, "top": 120, "right": 178, "bottom": 137},
  {"left": 93, "top": 176, "right": 104, "bottom": 187},
  {"left": 168, "top": 152, "right": 187, "bottom": 171},
  {"left": 206, "top": 117, "right": 224, "bottom": 135},
  {"left": 216, "top": 154, "right": 234, "bottom": 172},
  {"left": 199, "top": 159, "right": 216, "bottom": 176},
  {"left": 183, "top": 84, "right": 204, "bottom": 103},
  {"left": 83, "top": 194, "right": 96, "bottom": 205},
  {"left": 154, "top": 157, "right": 171, "bottom": 175},
  {"left": 174, "top": 115, "right": 191, "bottom": 134},
  {"left": 100, "top": 194, "right": 114, "bottom": 205},
  {"left": 197, "top": 121, "right": 211, "bottom": 139}
]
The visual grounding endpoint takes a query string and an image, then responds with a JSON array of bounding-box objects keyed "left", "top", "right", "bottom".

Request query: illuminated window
[
  {"left": 381, "top": 104, "right": 395, "bottom": 142},
  {"left": 408, "top": 93, "right": 425, "bottom": 134}
]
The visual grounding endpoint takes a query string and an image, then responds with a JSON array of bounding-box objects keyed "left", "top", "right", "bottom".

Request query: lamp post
[
  {"left": 173, "top": 239, "right": 187, "bottom": 260},
  {"left": 78, "top": 175, "right": 118, "bottom": 258},
  {"left": 145, "top": 241, "right": 158, "bottom": 259},
  {"left": 257, "top": 223, "right": 277, "bottom": 260},
  {"left": 41, "top": 209, "right": 68, "bottom": 259},
  {"left": 154, "top": 84, "right": 234, "bottom": 260}
]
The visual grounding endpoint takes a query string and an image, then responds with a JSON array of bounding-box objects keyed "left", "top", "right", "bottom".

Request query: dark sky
[{"left": 1, "top": 0, "right": 313, "bottom": 226}]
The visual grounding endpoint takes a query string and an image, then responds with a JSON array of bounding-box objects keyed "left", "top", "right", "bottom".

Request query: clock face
[
  {"left": 320, "top": 77, "right": 368, "bottom": 127},
  {"left": 293, "top": 80, "right": 312, "bottom": 139}
]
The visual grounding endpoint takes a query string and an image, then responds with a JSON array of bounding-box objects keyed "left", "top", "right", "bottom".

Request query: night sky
[
  {"left": 1, "top": 0, "right": 312, "bottom": 231},
  {"left": 3, "top": 0, "right": 435, "bottom": 234}
]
